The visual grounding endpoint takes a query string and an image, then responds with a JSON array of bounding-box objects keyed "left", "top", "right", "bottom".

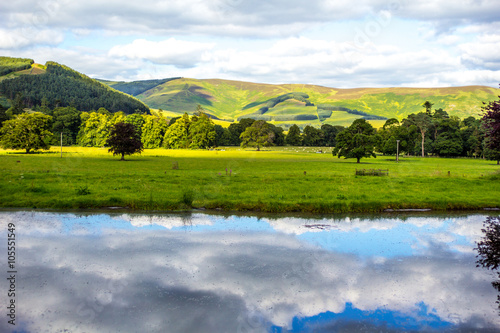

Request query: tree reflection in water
[{"left": 476, "top": 215, "right": 500, "bottom": 312}]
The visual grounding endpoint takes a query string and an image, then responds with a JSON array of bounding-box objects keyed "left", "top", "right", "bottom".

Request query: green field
[{"left": 1, "top": 147, "right": 499, "bottom": 213}]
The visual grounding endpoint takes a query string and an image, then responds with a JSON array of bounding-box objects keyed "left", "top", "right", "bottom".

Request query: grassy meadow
[{"left": 0, "top": 146, "right": 499, "bottom": 213}]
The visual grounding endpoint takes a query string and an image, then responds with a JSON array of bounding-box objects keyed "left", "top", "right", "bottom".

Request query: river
[{"left": 0, "top": 210, "right": 498, "bottom": 332}]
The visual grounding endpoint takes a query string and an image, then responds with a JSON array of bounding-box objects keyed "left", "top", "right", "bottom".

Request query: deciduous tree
[
  {"left": 106, "top": 122, "right": 143, "bottom": 160},
  {"left": 332, "top": 119, "right": 378, "bottom": 163},
  {"left": 240, "top": 120, "right": 275, "bottom": 151},
  {"left": 163, "top": 113, "right": 190, "bottom": 149},
  {"left": 189, "top": 112, "right": 215, "bottom": 149},
  {"left": 285, "top": 124, "right": 301, "bottom": 146},
  {"left": 482, "top": 92, "right": 500, "bottom": 164},
  {"left": 0, "top": 112, "right": 53, "bottom": 153}
]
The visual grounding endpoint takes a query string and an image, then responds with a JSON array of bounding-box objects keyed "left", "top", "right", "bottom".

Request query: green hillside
[
  {"left": 2, "top": 55, "right": 496, "bottom": 127},
  {"left": 0, "top": 57, "right": 150, "bottom": 114},
  {"left": 111, "top": 77, "right": 499, "bottom": 128}
]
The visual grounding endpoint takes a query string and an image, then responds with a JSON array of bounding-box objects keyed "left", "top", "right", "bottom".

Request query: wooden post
[{"left": 396, "top": 140, "right": 400, "bottom": 163}]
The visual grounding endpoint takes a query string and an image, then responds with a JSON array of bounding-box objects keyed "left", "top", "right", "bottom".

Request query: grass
[{"left": 0, "top": 146, "right": 499, "bottom": 213}]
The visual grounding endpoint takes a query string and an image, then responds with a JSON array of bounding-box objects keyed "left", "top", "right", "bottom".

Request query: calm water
[{"left": 0, "top": 211, "right": 499, "bottom": 332}]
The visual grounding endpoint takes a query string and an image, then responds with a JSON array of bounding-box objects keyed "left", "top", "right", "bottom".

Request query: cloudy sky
[{"left": 1, "top": 0, "right": 499, "bottom": 87}]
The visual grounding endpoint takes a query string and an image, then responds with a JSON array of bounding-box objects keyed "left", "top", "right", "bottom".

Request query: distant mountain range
[
  {"left": 1, "top": 57, "right": 499, "bottom": 128},
  {"left": 103, "top": 77, "right": 500, "bottom": 128}
]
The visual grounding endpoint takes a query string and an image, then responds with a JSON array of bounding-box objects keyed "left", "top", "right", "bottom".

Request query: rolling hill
[
  {"left": 106, "top": 77, "right": 500, "bottom": 128},
  {"left": 1, "top": 56, "right": 498, "bottom": 128},
  {"left": 0, "top": 57, "right": 150, "bottom": 114}
]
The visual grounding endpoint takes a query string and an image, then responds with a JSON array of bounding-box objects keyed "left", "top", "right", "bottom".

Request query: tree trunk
[
  {"left": 357, "top": 158, "right": 360, "bottom": 163},
  {"left": 257, "top": 145, "right": 260, "bottom": 151},
  {"left": 421, "top": 130, "right": 425, "bottom": 158},
  {"left": 121, "top": 153, "right": 125, "bottom": 161}
]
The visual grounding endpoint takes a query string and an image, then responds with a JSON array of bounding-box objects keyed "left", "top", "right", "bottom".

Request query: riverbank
[{"left": 1, "top": 147, "right": 499, "bottom": 213}]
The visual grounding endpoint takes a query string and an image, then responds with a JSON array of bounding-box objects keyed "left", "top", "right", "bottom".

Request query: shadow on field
[{"left": 5, "top": 151, "right": 59, "bottom": 155}]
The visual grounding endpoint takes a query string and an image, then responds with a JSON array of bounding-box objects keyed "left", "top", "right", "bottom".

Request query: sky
[{"left": 0, "top": 0, "right": 499, "bottom": 88}]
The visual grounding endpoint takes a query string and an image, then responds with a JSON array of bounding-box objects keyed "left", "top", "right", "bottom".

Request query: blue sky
[{"left": 1, "top": 0, "right": 499, "bottom": 87}]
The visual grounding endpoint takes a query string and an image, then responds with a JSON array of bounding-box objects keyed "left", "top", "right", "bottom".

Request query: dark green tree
[
  {"left": 240, "top": 120, "right": 275, "bottom": 151},
  {"left": 268, "top": 123, "right": 285, "bottom": 146},
  {"left": 106, "top": 122, "right": 143, "bottom": 160},
  {"left": 333, "top": 119, "right": 378, "bottom": 163},
  {"left": 321, "top": 124, "right": 345, "bottom": 147},
  {"left": 213, "top": 124, "right": 225, "bottom": 147},
  {"left": 0, "top": 112, "right": 53, "bottom": 153},
  {"left": 482, "top": 92, "right": 500, "bottom": 164},
  {"left": 6, "top": 92, "right": 25, "bottom": 117},
  {"left": 285, "top": 124, "right": 301, "bottom": 146},
  {"left": 50, "top": 106, "right": 82, "bottom": 145},
  {"left": 434, "top": 117, "right": 463, "bottom": 157},
  {"left": 0, "top": 104, "right": 8, "bottom": 127},
  {"left": 227, "top": 118, "right": 255, "bottom": 146},
  {"left": 302, "top": 125, "right": 323, "bottom": 146},
  {"left": 422, "top": 101, "right": 434, "bottom": 115}
]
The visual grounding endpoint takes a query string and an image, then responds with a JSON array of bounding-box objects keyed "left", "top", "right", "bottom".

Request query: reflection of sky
[{"left": 0, "top": 211, "right": 498, "bottom": 333}]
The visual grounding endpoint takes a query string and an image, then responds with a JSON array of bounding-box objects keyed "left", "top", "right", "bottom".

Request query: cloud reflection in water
[{"left": 0, "top": 211, "right": 498, "bottom": 332}]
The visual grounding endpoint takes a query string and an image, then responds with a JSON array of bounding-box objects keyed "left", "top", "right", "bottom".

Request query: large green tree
[
  {"left": 285, "top": 124, "right": 301, "bottom": 146},
  {"left": 0, "top": 112, "right": 53, "bottom": 153},
  {"left": 240, "top": 120, "right": 275, "bottom": 151},
  {"left": 77, "top": 111, "right": 125, "bottom": 147},
  {"left": 433, "top": 117, "right": 463, "bottom": 157},
  {"left": 141, "top": 114, "right": 169, "bottom": 148},
  {"left": 189, "top": 112, "right": 216, "bottom": 149},
  {"left": 321, "top": 124, "right": 344, "bottom": 147},
  {"left": 302, "top": 125, "right": 323, "bottom": 146},
  {"left": 124, "top": 113, "right": 146, "bottom": 138},
  {"left": 50, "top": 106, "right": 82, "bottom": 145},
  {"left": 411, "top": 112, "right": 433, "bottom": 157},
  {"left": 333, "top": 119, "right": 378, "bottom": 163},
  {"left": 163, "top": 113, "right": 191, "bottom": 149},
  {"left": 106, "top": 122, "right": 143, "bottom": 160},
  {"left": 482, "top": 92, "right": 500, "bottom": 164}
]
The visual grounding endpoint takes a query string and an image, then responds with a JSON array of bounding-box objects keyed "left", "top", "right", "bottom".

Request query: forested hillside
[
  {"left": 0, "top": 56, "right": 34, "bottom": 76},
  {"left": 0, "top": 58, "right": 149, "bottom": 114}
]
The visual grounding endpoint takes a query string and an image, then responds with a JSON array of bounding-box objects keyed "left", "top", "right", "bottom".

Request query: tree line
[
  {"left": 0, "top": 97, "right": 499, "bottom": 164},
  {"left": 333, "top": 100, "right": 500, "bottom": 163}
]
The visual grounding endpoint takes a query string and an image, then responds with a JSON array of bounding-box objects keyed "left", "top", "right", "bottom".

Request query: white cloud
[
  {"left": 460, "top": 34, "right": 500, "bottom": 69},
  {"left": 0, "top": 28, "right": 63, "bottom": 49},
  {"left": 1, "top": 0, "right": 500, "bottom": 86},
  {"left": 108, "top": 38, "right": 216, "bottom": 68}
]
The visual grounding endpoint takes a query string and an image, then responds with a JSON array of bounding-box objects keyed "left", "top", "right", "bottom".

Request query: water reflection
[
  {"left": 476, "top": 215, "right": 500, "bottom": 314},
  {"left": 0, "top": 211, "right": 499, "bottom": 332}
]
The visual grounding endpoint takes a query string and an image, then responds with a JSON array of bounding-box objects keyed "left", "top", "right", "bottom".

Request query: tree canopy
[
  {"left": 0, "top": 112, "right": 53, "bottom": 153},
  {"left": 106, "top": 122, "right": 143, "bottom": 160},
  {"left": 333, "top": 119, "right": 378, "bottom": 163},
  {"left": 240, "top": 120, "right": 275, "bottom": 151},
  {"left": 482, "top": 92, "right": 500, "bottom": 164}
]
